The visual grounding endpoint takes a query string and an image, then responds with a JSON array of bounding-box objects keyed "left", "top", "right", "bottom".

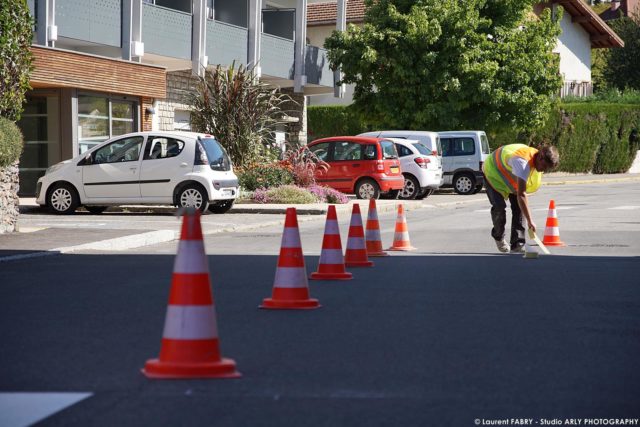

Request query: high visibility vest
[{"left": 483, "top": 144, "right": 542, "bottom": 198}]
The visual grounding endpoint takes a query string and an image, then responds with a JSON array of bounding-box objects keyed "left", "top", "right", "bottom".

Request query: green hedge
[
  {"left": 0, "top": 117, "right": 24, "bottom": 167},
  {"left": 307, "top": 105, "right": 370, "bottom": 142},
  {"left": 309, "top": 102, "right": 640, "bottom": 174},
  {"left": 490, "top": 103, "right": 640, "bottom": 174}
]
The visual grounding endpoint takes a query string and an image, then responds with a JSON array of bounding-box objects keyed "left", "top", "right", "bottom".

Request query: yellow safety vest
[{"left": 483, "top": 144, "right": 542, "bottom": 199}]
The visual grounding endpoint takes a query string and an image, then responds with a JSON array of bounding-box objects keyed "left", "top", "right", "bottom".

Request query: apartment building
[{"left": 19, "top": 0, "right": 336, "bottom": 196}]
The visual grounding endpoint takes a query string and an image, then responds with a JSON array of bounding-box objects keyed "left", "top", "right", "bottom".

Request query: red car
[{"left": 307, "top": 136, "right": 404, "bottom": 199}]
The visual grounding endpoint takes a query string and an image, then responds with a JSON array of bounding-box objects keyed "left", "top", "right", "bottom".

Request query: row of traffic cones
[{"left": 142, "top": 200, "right": 416, "bottom": 379}]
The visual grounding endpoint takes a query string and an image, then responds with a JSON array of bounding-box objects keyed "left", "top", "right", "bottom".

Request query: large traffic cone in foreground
[
  {"left": 261, "top": 208, "right": 321, "bottom": 309},
  {"left": 310, "top": 205, "right": 353, "bottom": 280},
  {"left": 143, "top": 209, "right": 240, "bottom": 379},
  {"left": 387, "top": 204, "right": 416, "bottom": 251},
  {"left": 542, "top": 199, "right": 566, "bottom": 247},
  {"left": 365, "top": 199, "right": 389, "bottom": 257},
  {"left": 344, "top": 203, "right": 374, "bottom": 268}
]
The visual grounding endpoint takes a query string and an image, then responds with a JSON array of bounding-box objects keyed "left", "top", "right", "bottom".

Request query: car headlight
[{"left": 45, "top": 163, "right": 64, "bottom": 175}]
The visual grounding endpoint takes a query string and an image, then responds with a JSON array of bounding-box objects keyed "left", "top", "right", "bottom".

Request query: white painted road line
[
  {"left": 0, "top": 392, "right": 92, "bottom": 427},
  {"left": 608, "top": 205, "right": 640, "bottom": 210}
]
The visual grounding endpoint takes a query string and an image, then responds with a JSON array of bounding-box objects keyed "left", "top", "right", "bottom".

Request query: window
[
  {"left": 395, "top": 144, "right": 413, "bottom": 157},
  {"left": 197, "top": 137, "right": 232, "bottom": 171},
  {"left": 441, "top": 138, "right": 475, "bottom": 156},
  {"left": 480, "top": 134, "right": 491, "bottom": 154},
  {"left": 380, "top": 140, "right": 398, "bottom": 159},
  {"left": 78, "top": 94, "right": 138, "bottom": 154},
  {"left": 411, "top": 143, "right": 431, "bottom": 156},
  {"left": 333, "top": 142, "right": 362, "bottom": 161},
  {"left": 309, "top": 142, "right": 330, "bottom": 161},
  {"left": 363, "top": 144, "right": 377, "bottom": 160},
  {"left": 144, "top": 137, "right": 185, "bottom": 160},
  {"left": 441, "top": 138, "right": 452, "bottom": 157},
  {"left": 93, "top": 136, "right": 143, "bottom": 164}
]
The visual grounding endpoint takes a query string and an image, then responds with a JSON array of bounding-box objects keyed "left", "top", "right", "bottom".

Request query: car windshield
[
  {"left": 199, "top": 137, "right": 231, "bottom": 171},
  {"left": 480, "top": 134, "right": 491, "bottom": 154},
  {"left": 380, "top": 140, "right": 398, "bottom": 159},
  {"left": 411, "top": 142, "right": 431, "bottom": 156}
]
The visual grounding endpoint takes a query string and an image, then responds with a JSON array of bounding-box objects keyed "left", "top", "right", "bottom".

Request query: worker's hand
[{"left": 528, "top": 221, "right": 537, "bottom": 234}]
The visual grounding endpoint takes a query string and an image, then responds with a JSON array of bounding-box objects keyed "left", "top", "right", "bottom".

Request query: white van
[
  {"left": 437, "top": 131, "right": 491, "bottom": 195},
  {"left": 358, "top": 130, "right": 443, "bottom": 157}
]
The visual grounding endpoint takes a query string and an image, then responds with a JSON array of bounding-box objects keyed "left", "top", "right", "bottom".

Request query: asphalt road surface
[{"left": 1, "top": 182, "right": 639, "bottom": 426}]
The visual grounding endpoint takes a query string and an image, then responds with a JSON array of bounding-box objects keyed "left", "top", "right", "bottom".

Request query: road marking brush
[{"left": 528, "top": 229, "right": 551, "bottom": 255}]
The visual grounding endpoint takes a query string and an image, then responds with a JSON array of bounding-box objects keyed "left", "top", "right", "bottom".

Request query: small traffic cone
[
  {"left": 344, "top": 203, "right": 374, "bottom": 268},
  {"left": 542, "top": 199, "right": 566, "bottom": 247},
  {"left": 261, "top": 208, "right": 321, "bottom": 309},
  {"left": 387, "top": 204, "right": 416, "bottom": 251},
  {"left": 365, "top": 199, "right": 389, "bottom": 257},
  {"left": 310, "top": 205, "right": 353, "bottom": 280},
  {"left": 143, "top": 209, "right": 240, "bottom": 379}
]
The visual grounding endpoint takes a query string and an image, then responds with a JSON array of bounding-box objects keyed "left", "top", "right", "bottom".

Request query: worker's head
[{"left": 534, "top": 145, "right": 559, "bottom": 173}]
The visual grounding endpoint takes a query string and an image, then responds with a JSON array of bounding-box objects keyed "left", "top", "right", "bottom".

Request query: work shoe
[
  {"left": 494, "top": 239, "right": 510, "bottom": 253},
  {"left": 510, "top": 244, "right": 525, "bottom": 254}
]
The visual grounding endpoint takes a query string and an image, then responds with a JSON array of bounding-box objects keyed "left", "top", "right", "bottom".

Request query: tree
[
  {"left": 602, "top": 14, "right": 640, "bottom": 91},
  {"left": 0, "top": 0, "right": 33, "bottom": 121},
  {"left": 186, "top": 63, "right": 294, "bottom": 168},
  {"left": 325, "top": 0, "right": 562, "bottom": 133}
]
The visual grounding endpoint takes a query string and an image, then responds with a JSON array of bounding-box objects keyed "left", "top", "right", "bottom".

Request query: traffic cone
[
  {"left": 142, "top": 209, "right": 241, "bottom": 379},
  {"left": 365, "top": 199, "right": 389, "bottom": 257},
  {"left": 310, "top": 205, "right": 353, "bottom": 280},
  {"left": 344, "top": 203, "right": 374, "bottom": 268},
  {"left": 261, "top": 208, "right": 321, "bottom": 309},
  {"left": 387, "top": 204, "right": 416, "bottom": 251},
  {"left": 542, "top": 199, "right": 566, "bottom": 246}
]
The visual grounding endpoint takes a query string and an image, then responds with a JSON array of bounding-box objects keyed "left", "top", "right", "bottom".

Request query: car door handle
[
  {"left": 129, "top": 167, "right": 137, "bottom": 171},
  {"left": 180, "top": 162, "right": 189, "bottom": 168},
  {"left": 352, "top": 163, "right": 361, "bottom": 167}
]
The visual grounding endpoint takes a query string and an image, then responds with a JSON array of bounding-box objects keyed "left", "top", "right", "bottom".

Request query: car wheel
[
  {"left": 85, "top": 206, "right": 108, "bottom": 214},
  {"left": 177, "top": 184, "right": 209, "bottom": 213},
  {"left": 399, "top": 174, "right": 420, "bottom": 200},
  {"left": 47, "top": 183, "right": 79, "bottom": 214},
  {"left": 208, "top": 200, "right": 234, "bottom": 214},
  {"left": 415, "top": 188, "right": 434, "bottom": 200},
  {"left": 355, "top": 178, "right": 380, "bottom": 200},
  {"left": 453, "top": 173, "right": 476, "bottom": 195}
]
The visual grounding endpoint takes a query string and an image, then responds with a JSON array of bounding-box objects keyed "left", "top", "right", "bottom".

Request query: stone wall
[
  {"left": 0, "top": 162, "right": 20, "bottom": 234},
  {"left": 157, "top": 70, "right": 197, "bottom": 131},
  {"left": 281, "top": 88, "right": 307, "bottom": 146}
]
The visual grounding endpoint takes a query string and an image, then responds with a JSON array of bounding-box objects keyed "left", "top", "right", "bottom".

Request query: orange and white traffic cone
[
  {"left": 310, "top": 205, "right": 353, "bottom": 280},
  {"left": 542, "top": 199, "right": 566, "bottom": 247},
  {"left": 365, "top": 199, "right": 389, "bottom": 257},
  {"left": 344, "top": 203, "right": 374, "bottom": 268},
  {"left": 142, "top": 209, "right": 241, "bottom": 379},
  {"left": 387, "top": 204, "right": 416, "bottom": 251},
  {"left": 261, "top": 208, "right": 321, "bottom": 309}
]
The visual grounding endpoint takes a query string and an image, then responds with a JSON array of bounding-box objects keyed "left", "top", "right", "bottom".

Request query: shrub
[
  {"left": 281, "top": 145, "right": 329, "bottom": 187},
  {"left": 307, "top": 185, "right": 349, "bottom": 204},
  {"left": 252, "top": 185, "right": 318, "bottom": 204},
  {"left": 307, "top": 105, "right": 370, "bottom": 141},
  {"left": 237, "top": 162, "right": 295, "bottom": 191},
  {"left": 0, "top": 117, "right": 24, "bottom": 167}
]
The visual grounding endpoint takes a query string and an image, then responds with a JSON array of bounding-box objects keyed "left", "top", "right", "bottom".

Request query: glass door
[{"left": 17, "top": 95, "right": 61, "bottom": 196}]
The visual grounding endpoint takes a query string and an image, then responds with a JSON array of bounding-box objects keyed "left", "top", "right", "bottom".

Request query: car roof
[
  {"left": 385, "top": 138, "right": 421, "bottom": 146},
  {"left": 437, "top": 130, "right": 485, "bottom": 135},
  {"left": 309, "top": 136, "right": 384, "bottom": 144},
  {"left": 358, "top": 130, "right": 438, "bottom": 138},
  {"left": 113, "top": 131, "right": 217, "bottom": 140}
]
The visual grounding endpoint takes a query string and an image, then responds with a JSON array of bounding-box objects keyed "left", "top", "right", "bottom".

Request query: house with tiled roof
[
  {"left": 307, "top": 0, "right": 623, "bottom": 105},
  {"left": 599, "top": 0, "right": 639, "bottom": 21}
]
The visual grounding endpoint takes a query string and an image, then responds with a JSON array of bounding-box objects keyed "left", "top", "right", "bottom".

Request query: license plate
[
  {"left": 222, "top": 189, "right": 233, "bottom": 196},
  {"left": 390, "top": 167, "right": 399, "bottom": 174}
]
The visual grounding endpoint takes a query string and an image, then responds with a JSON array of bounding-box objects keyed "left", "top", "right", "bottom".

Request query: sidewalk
[{"left": 3, "top": 172, "right": 639, "bottom": 262}]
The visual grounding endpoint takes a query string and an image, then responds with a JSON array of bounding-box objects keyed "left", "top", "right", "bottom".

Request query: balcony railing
[
  {"left": 305, "top": 46, "right": 333, "bottom": 87},
  {"left": 56, "top": 0, "right": 121, "bottom": 47},
  {"left": 206, "top": 20, "right": 248, "bottom": 69},
  {"left": 260, "top": 33, "right": 294, "bottom": 80},
  {"left": 142, "top": 3, "right": 192, "bottom": 60},
  {"left": 560, "top": 81, "right": 593, "bottom": 98}
]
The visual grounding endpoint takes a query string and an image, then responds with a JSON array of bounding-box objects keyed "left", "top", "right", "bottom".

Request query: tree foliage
[
  {"left": 325, "top": 0, "right": 562, "bottom": 132},
  {"left": 0, "top": 0, "right": 33, "bottom": 121},
  {"left": 186, "top": 63, "right": 294, "bottom": 168},
  {"left": 602, "top": 14, "right": 640, "bottom": 91}
]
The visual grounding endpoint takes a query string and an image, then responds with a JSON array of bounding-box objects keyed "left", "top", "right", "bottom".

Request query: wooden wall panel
[{"left": 30, "top": 46, "right": 167, "bottom": 99}]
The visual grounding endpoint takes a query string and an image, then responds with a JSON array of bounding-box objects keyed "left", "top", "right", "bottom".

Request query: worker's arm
[{"left": 516, "top": 177, "right": 536, "bottom": 233}]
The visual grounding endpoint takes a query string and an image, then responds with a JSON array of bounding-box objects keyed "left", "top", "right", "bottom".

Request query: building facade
[{"left": 19, "top": 0, "right": 336, "bottom": 196}]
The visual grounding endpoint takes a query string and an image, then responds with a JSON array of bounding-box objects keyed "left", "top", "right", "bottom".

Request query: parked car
[
  {"left": 437, "top": 131, "right": 491, "bottom": 195},
  {"left": 307, "top": 136, "right": 404, "bottom": 199},
  {"left": 358, "top": 130, "right": 443, "bottom": 158},
  {"left": 36, "top": 131, "right": 239, "bottom": 214},
  {"left": 385, "top": 138, "right": 443, "bottom": 199}
]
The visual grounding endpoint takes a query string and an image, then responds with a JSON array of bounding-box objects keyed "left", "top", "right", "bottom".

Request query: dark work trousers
[{"left": 484, "top": 180, "right": 526, "bottom": 250}]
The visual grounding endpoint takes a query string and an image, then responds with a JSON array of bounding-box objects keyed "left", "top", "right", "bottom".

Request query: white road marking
[
  {"left": 0, "top": 392, "right": 92, "bottom": 427},
  {"left": 608, "top": 205, "right": 640, "bottom": 210}
]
